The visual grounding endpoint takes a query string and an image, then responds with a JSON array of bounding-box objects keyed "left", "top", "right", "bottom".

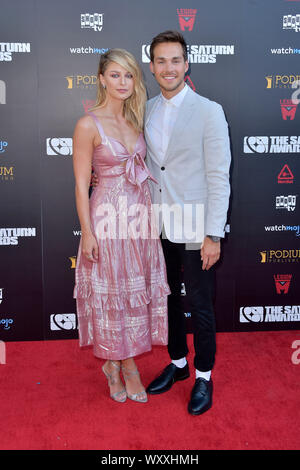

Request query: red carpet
[{"left": 0, "top": 330, "right": 299, "bottom": 450}]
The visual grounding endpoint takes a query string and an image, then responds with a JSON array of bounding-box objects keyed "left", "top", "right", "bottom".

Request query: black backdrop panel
[{"left": 0, "top": 0, "right": 299, "bottom": 342}]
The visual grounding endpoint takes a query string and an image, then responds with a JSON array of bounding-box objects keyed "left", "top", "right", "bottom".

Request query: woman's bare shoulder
[{"left": 75, "top": 114, "right": 95, "bottom": 131}]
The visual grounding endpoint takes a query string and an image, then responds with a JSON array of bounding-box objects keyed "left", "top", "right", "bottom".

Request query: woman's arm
[{"left": 73, "top": 116, "right": 99, "bottom": 262}]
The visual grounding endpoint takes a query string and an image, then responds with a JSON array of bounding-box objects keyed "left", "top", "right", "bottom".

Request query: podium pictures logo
[
  {"left": 177, "top": 9, "right": 197, "bottom": 31},
  {"left": 46, "top": 138, "right": 72, "bottom": 156},
  {"left": 265, "top": 74, "right": 300, "bottom": 89},
  {"left": 260, "top": 249, "right": 300, "bottom": 263},
  {"left": 0, "top": 166, "right": 14, "bottom": 181},
  {"left": 65, "top": 75, "right": 97, "bottom": 89}
]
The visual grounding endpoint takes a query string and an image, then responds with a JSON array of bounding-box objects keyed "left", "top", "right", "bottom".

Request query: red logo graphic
[
  {"left": 280, "top": 99, "right": 298, "bottom": 120},
  {"left": 177, "top": 9, "right": 197, "bottom": 31},
  {"left": 184, "top": 74, "right": 196, "bottom": 91},
  {"left": 274, "top": 274, "right": 292, "bottom": 294},
  {"left": 82, "top": 99, "right": 96, "bottom": 113},
  {"left": 278, "top": 164, "right": 294, "bottom": 184}
]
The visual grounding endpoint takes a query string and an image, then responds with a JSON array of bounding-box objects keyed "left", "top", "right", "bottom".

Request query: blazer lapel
[{"left": 163, "top": 87, "right": 196, "bottom": 164}]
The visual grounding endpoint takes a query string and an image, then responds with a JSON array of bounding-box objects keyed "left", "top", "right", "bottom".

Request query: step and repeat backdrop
[{"left": 1, "top": 0, "right": 300, "bottom": 342}]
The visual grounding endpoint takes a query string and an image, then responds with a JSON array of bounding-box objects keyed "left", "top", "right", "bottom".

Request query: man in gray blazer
[{"left": 145, "top": 31, "right": 231, "bottom": 415}]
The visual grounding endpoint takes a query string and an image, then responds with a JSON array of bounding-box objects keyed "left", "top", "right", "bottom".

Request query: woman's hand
[
  {"left": 82, "top": 232, "right": 99, "bottom": 263},
  {"left": 91, "top": 172, "right": 99, "bottom": 188},
  {"left": 201, "top": 236, "right": 220, "bottom": 270}
]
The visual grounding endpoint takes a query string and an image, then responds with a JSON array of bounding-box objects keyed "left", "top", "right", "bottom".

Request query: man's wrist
[{"left": 207, "top": 235, "right": 221, "bottom": 243}]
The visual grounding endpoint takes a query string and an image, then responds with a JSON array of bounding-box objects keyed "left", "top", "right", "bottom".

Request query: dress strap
[{"left": 87, "top": 112, "right": 106, "bottom": 140}]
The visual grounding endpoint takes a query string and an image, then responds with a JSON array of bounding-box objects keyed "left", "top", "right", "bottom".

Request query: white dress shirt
[{"left": 147, "top": 84, "right": 188, "bottom": 164}]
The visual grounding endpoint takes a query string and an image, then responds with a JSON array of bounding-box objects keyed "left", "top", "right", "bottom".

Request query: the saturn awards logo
[
  {"left": 243, "top": 136, "right": 300, "bottom": 154},
  {"left": 46, "top": 138, "right": 73, "bottom": 156},
  {"left": 240, "top": 305, "right": 300, "bottom": 323},
  {"left": 50, "top": 314, "right": 77, "bottom": 331}
]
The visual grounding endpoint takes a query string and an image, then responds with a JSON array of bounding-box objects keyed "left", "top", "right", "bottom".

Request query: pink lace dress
[{"left": 74, "top": 112, "right": 170, "bottom": 360}]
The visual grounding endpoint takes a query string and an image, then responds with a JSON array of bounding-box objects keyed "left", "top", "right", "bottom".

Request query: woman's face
[{"left": 100, "top": 61, "right": 134, "bottom": 101}]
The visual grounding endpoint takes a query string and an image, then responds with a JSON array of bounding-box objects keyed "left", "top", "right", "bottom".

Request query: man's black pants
[{"left": 161, "top": 237, "right": 216, "bottom": 372}]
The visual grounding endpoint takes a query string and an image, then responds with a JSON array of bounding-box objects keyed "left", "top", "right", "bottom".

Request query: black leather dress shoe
[
  {"left": 188, "top": 377, "right": 213, "bottom": 415},
  {"left": 146, "top": 363, "right": 190, "bottom": 395}
]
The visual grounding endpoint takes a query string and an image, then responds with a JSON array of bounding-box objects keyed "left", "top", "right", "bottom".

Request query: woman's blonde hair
[{"left": 91, "top": 48, "right": 147, "bottom": 132}]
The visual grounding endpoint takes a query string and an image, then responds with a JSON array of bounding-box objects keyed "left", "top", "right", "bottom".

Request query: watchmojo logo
[
  {"left": 0, "top": 140, "right": 8, "bottom": 153},
  {"left": 177, "top": 9, "right": 197, "bottom": 31},
  {"left": 0, "top": 318, "right": 14, "bottom": 330}
]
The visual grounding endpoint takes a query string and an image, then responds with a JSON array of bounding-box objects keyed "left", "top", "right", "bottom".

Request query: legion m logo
[
  {"left": 177, "top": 9, "right": 197, "bottom": 31},
  {"left": 274, "top": 274, "right": 292, "bottom": 294},
  {"left": 280, "top": 99, "right": 298, "bottom": 120}
]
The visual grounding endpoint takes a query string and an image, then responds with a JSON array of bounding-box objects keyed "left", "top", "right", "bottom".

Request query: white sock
[
  {"left": 172, "top": 357, "right": 187, "bottom": 368},
  {"left": 196, "top": 369, "right": 211, "bottom": 381}
]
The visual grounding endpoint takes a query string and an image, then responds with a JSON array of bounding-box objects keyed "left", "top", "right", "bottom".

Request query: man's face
[{"left": 150, "top": 42, "right": 189, "bottom": 98}]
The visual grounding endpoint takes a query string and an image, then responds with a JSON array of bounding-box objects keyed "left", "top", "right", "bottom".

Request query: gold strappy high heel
[
  {"left": 121, "top": 366, "right": 148, "bottom": 403},
  {"left": 102, "top": 361, "right": 127, "bottom": 403}
]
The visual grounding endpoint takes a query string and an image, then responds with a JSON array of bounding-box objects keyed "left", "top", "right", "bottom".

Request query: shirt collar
[{"left": 160, "top": 83, "right": 188, "bottom": 108}]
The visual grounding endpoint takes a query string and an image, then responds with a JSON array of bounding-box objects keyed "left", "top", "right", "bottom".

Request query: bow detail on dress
[{"left": 120, "top": 151, "right": 158, "bottom": 189}]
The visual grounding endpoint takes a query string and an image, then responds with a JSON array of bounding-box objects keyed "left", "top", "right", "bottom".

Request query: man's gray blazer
[{"left": 144, "top": 86, "right": 231, "bottom": 244}]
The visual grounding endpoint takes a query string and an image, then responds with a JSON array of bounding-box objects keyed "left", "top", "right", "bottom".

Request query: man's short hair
[{"left": 150, "top": 30, "right": 188, "bottom": 62}]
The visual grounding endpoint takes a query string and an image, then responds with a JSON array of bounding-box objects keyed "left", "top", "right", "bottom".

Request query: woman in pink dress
[{"left": 73, "top": 49, "right": 170, "bottom": 403}]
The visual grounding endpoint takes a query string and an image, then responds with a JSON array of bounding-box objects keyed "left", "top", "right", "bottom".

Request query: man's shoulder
[
  {"left": 146, "top": 95, "right": 159, "bottom": 109},
  {"left": 189, "top": 89, "right": 222, "bottom": 111}
]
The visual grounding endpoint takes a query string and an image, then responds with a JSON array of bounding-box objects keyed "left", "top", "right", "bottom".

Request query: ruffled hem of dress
[{"left": 73, "top": 280, "right": 170, "bottom": 311}]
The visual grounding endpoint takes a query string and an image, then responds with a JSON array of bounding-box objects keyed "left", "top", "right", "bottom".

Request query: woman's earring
[{"left": 102, "top": 83, "right": 106, "bottom": 89}]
